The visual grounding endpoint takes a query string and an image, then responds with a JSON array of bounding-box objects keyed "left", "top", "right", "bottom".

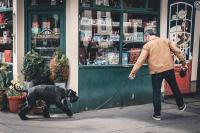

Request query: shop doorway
[{"left": 197, "top": 37, "right": 200, "bottom": 93}]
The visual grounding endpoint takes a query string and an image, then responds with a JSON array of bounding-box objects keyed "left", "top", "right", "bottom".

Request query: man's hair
[{"left": 145, "top": 29, "right": 156, "bottom": 36}]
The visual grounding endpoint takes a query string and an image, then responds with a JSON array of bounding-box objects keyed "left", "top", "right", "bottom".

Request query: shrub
[{"left": 49, "top": 48, "right": 69, "bottom": 83}]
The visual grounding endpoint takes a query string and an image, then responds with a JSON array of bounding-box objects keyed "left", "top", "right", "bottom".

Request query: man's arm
[
  {"left": 129, "top": 45, "right": 149, "bottom": 78},
  {"left": 168, "top": 40, "right": 187, "bottom": 66}
]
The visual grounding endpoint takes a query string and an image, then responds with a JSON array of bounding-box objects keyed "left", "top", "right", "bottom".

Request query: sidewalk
[{"left": 0, "top": 96, "right": 200, "bottom": 133}]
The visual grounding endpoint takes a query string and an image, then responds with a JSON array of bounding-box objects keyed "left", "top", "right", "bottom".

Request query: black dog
[{"left": 14, "top": 85, "right": 78, "bottom": 120}]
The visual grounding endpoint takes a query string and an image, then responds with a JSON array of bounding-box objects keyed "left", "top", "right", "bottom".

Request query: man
[{"left": 129, "top": 30, "right": 187, "bottom": 120}]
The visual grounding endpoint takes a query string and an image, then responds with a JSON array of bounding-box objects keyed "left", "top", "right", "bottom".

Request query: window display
[
  {"left": 80, "top": 0, "right": 120, "bottom": 7},
  {"left": 122, "top": 13, "right": 157, "bottom": 65},
  {"left": 79, "top": 0, "right": 160, "bottom": 66},
  {"left": 26, "top": 1, "right": 65, "bottom": 62},
  {"left": 29, "top": 0, "right": 64, "bottom": 6},
  {"left": 31, "top": 14, "right": 61, "bottom": 60},
  {"left": 0, "top": 1, "right": 13, "bottom": 64},
  {"left": 79, "top": 10, "right": 120, "bottom": 65},
  {"left": 123, "top": 0, "right": 146, "bottom": 8}
]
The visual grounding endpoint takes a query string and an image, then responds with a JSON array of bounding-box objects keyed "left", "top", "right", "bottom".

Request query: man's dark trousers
[{"left": 151, "top": 69, "right": 184, "bottom": 115}]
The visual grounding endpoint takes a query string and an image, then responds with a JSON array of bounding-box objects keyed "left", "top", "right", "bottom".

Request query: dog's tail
[{"left": 13, "top": 83, "right": 28, "bottom": 93}]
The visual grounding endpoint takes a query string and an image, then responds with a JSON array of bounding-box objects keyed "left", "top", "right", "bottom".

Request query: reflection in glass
[
  {"left": 80, "top": 0, "right": 92, "bottom": 7},
  {"left": 123, "top": 0, "right": 145, "bottom": 8},
  {"left": 122, "top": 13, "right": 157, "bottom": 65},
  {"left": 30, "top": 0, "right": 63, "bottom": 6},
  {"left": 31, "top": 14, "right": 61, "bottom": 60},
  {"left": 79, "top": 10, "right": 120, "bottom": 65},
  {"left": 94, "top": 0, "right": 120, "bottom": 7}
]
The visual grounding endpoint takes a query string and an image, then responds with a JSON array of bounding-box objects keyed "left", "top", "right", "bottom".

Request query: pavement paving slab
[{"left": 0, "top": 97, "right": 200, "bottom": 133}]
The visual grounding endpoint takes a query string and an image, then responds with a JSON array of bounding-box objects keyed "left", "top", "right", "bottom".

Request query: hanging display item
[
  {"left": 53, "top": 14, "right": 60, "bottom": 34},
  {"left": 4, "top": 50, "right": 12, "bottom": 63},
  {"left": 0, "top": 13, "right": 5, "bottom": 24},
  {"left": 31, "top": 15, "right": 40, "bottom": 34}
]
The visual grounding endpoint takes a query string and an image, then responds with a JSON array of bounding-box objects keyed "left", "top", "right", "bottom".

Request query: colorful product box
[
  {"left": 4, "top": 50, "right": 12, "bottom": 62},
  {"left": 129, "top": 48, "right": 141, "bottom": 64}
]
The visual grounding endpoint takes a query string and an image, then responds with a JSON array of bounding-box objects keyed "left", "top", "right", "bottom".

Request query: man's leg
[
  {"left": 151, "top": 73, "right": 163, "bottom": 116},
  {"left": 163, "top": 69, "right": 184, "bottom": 107}
]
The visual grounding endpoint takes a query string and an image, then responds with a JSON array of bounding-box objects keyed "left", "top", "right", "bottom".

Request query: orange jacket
[{"left": 130, "top": 35, "right": 186, "bottom": 74}]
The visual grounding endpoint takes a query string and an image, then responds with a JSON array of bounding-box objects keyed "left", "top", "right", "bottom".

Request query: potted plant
[
  {"left": 49, "top": 48, "right": 69, "bottom": 88},
  {"left": 6, "top": 76, "right": 26, "bottom": 113},
  {"left": 0, "top": 62, "right": 11, "bottom": 111},
  {"left": 21, "top": 50, "right": 46, "bottom": 87}
]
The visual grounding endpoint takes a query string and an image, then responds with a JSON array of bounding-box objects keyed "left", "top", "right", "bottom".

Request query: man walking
[{"left": 129, "top": 30, "right": 187, "bottom": 120}]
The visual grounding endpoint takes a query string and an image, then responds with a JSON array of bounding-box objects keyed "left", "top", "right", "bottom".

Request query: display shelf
[
  {"left": 0, "top": 8, "right": 12, "bottom": 13},
  {"left": 34, "top": 47, "right": 56, "bottom": 50},
  {"left": 3, "top": 62, "right": 12, "bottom": 65},
  {"left": 32, "top": 35, "right": 60, "bottom": 40},
  {"left": 123, "top": 41, "right": 146, "bottom": 44},
  {"left": 0, "top": 21, "right": 12, "bottom": 25}
]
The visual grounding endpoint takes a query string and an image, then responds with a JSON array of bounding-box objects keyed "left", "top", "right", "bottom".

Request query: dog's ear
[{"left": 66, "top": 89, "right": 73, "bottom": 97}]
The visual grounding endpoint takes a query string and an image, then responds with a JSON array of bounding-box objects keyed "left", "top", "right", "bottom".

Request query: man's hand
[
  {"left": 181, "top": 64, "right": 188, "bottom": 71},
  {"left": 128, "top": 72, "right": 136, "bottom": 80}
]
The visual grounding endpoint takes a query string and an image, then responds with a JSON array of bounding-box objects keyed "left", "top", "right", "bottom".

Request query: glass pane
[
  {"left": 79, "top": 10, "right": 120, "bottom": 65},
  {"left": 0, "top": 0, "right": 12, "bottom": 8},
  {"left": 122, "top": 13, "right": 157, "bottom": 65},
  {"left": 29, "top": 0, "right": 64, "bottom": 6},
  {"left": 0, "top": 11, "right": 13, "bottom": 63},
  {"left": 148, "top": 0, "right": 160, "bottom": 11},
  {"left": 94, "top": 0, "right": 120, "bottom": 7},
  {"left": 31, "top": 14, "right": 61, "bottom": 61},
  {"left": 186, "top": 5, "right": 192, "bottom": 20},
  {"left": 123, "top": 0, "right": 146, "bottom": 8},
  {"left": 80, "top": 0, "right": 93, "bottom": 7}
]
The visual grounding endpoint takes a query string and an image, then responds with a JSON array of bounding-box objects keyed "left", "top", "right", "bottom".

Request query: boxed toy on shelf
[
  {"left": 4, "top": 50, "right": 12, "bottom": 62},
  {"left": 129, "top": 48, "right": 141, "bottom": 64}
]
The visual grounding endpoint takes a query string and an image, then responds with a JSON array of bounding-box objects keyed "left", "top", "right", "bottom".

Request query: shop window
[
  {"left": 168, "top": 2, "right": 193, "bottom": 63},
  {"left": 123, "top": 0, "right": 146, "bottom": 8},
  {"left": 25, "top": 0, "right": 65, "bottom": 62},
  {"left": 0, "top": 0, "right": 13, "bottom": 84},
  {"left": 0, "top": 0, "right": 13, "bottom": 64},
  {"left": 148, "top": 0, "right": 160, "bottom": 11},
  {"left": 94, "top": 0, "right": 120, "bottom": 7},
  {"left": 79, "top": 10, "right": 120, "bottom": 65},
  {"left": 28, "top": 0, "right": 64, "bottom": 6},
  {"left": 31, "top": 14, "right": 61, "bottom": 60},
  {"left": 80, "top": 0, "right": 120, "bottom": 7},
  {"left": 79, "top": 0, "right": 160, "bottom": 66},
  {"left": 122, "top": 13, "right": 157, "bottom": 65},
  {"left": 80, "top": 0, "right": 93, "bottom": 7}
]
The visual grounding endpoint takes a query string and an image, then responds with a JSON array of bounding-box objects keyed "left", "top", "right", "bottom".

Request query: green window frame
[{"left": 24, "top": 0, "right": 66, "bottom": 56}]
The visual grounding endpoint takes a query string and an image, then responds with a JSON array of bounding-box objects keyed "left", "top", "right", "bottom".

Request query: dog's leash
[{"left": 95, "top": 73, "right": 150, "bottom": 110}]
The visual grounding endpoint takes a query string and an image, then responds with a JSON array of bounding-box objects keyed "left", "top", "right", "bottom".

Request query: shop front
[
  {"left": 78, "top": 0, "right": 160, "bottom": 110},
  {"left": 1, "top": 0, "right": 199, "bottom": 112},
  {"left": 78, "top": 0, "right": 200, "bottom": 111}
]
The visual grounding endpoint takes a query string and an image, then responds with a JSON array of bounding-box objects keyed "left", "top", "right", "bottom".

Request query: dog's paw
[
  {"left": 66, "top": 109, "right": 73, "bottom": 117},
  {"left": 19, "top": 116, "right": 29, "bottom": 120},
  {"left": 43, "top": 114, "right": 50, "bottom": 118}
]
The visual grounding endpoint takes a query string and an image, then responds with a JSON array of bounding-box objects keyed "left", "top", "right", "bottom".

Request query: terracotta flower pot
[{"left": 8, "top": 96, "right": 25, "bottom": 113}]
